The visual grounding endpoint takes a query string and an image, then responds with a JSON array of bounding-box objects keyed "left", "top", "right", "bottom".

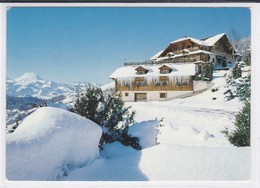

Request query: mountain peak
[{"left": 15, "top": 72, "right": 43, "bottom": 85}]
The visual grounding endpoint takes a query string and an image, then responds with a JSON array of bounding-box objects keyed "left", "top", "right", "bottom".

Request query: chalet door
[{"left": 135, "top": 93, "right": 147, "bottom": 102}]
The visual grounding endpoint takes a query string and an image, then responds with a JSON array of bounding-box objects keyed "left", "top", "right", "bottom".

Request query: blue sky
[{"left": 7, "top": 7, "right": 250, "bottom": 84}]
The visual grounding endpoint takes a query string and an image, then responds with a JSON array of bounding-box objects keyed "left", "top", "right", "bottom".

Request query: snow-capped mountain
[
  {"left": 14, "top": 72, "right": 44, "bottom": 86},
  {"left": 6, "top": 72, "right": 95, "bottom": 99}
]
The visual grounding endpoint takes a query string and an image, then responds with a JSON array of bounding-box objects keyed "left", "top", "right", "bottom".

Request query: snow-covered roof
[
  {"left": 110, "top": 63, "right": 196, "bottom": 79},
  {"left": 155, "top": 50, "right": 212, "bottom": 62},
  {"left": 170, "top": 33, "right": 227, "bottom": 47},
  {"left": 203, "top": 33, "right": 226, "bottom": 46},
  {"left": 150, "top": 50, "right": 164, "bottom": 60},
  {"left": 171, "top": 36, "right": 209, "bottom": 46}
]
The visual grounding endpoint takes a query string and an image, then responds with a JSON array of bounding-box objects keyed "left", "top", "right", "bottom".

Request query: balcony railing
[{"left": 116, "top": 82, "right": 193, "bottom": 91}]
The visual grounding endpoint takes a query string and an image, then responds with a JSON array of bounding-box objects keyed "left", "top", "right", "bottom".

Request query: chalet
[
  {"left": 151, "top": 33, "right": 237, "bottom": 73},
  {"left": 110, "top": 33, "right": 236, "bottom": 102}
]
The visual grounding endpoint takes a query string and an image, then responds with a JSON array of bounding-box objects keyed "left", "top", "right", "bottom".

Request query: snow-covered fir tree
[
  {"left": 74, "top": 86, "right": 141, "bottom": 150},
  {"left": 222, "top": 101, "right": 250, "bottom": 146},
  {"left": 222, "top": 58, "right": 251, "bottom": 147}
]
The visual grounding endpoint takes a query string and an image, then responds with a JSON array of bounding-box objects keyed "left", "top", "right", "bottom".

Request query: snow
[
  {"left": 154, "top": 50, "right": 212, "bottom": 62},
  {"left": 170, "top": 36, "right": 209, "bottom": 46},
  {"left": 14, "top": 72, "right": 44, "bottom": 86},
  {"left": 203, "top": 33, "right": 226, "bottom": 46},
  {"left": 48, "top": 102, "right": 70, "bottom": 110},
  {"left": 6, "top": 107, "right": 102, "bottom": 180},
  {"left": 169, "top": 33, "right": 226, "bottom": 47},
  {"left": 100, "top": 81, "right": 115, "bottom": 91},
  {"left": 62, "top": 70, "right": 250, "bottom": 181},
  {"left": 6, "top": 70, "right": 251, "bottom": 181},
  {"left": 128, "top": 119, "right": 160, "bottom": 149},
  {"left": 109, "top": 63, "right": 195, "bottom": 79},
  {"left": 138, "top": 144, "right": 250, "bottom": 181},
  {"left": 150, "top": 50, "right": 164, "bottom": 60},
  {"left": 7, "top": 72, "right": 94, "bottom": 100}
]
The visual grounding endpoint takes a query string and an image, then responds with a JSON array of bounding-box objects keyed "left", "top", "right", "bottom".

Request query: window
[
  {"left": 137, "top": 70, "right": 146, "bottom": 75},
  {"left": 135, "top": 80, "right": 147, "bottom": 87},
  {"left": 155, "top": 81, "right": 160, "bottom": 86},
  {"left": 160, "top": 93, "right": 167, "bottom": 98},
  {"left": 161, "top": 69, "right": 169, "bottom": 74},
  {"left": 122, "top": 81, "right": 130, "bottom": 87},
  {"left": 174, "top": 76, "right": 190, "bottom": 86},
  {"left": 125, "top": 93, "right": 129, "bottom": 97}
]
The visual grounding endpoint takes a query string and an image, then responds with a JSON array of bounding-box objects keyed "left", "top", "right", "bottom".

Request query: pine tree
[
  {"left": 74, "top": 87, "right": 140, "bottom": 150},
  {"left": 232, "top": 62, "right": 242, "bottom": 79},
  {"left": 74, "top": 85, "right": 103, "bottom": 123},
  {"left": 222, "top": 101, "right": 250, "bottom": 147},
  {"left": 236, "top": 74, "right": 251, "bottom": 102}
]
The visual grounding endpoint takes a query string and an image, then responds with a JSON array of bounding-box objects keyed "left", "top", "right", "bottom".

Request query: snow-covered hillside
[
  {"left": 6, "top": 69, "right": 250, "bottom": 181},
  {"left": 63, "top": 70, "right": 250, "bottom": 181}
]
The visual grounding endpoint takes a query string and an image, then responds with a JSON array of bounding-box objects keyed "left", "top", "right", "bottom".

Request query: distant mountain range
[{"left": 7, "top": 72, "right": 99, "bottom": 99}]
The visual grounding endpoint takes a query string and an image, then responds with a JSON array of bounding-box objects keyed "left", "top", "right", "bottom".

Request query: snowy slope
[
  {"left": 6, "top": 107, "right": 102, "bottom": 180},
  {"left": 63, "top": 70, "right": 250, "bottom": 181}
]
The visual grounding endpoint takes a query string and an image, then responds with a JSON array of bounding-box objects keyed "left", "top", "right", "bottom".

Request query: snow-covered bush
[
  {"left": 6, "top": 107, "right": 102, "bottom": 180},
  {"left": 73, "top": 86, "right": 140, "bottom": 150},
  {"left": 128, "top": 119, "right": 160, "bottom": 149},
  {"left": 222, "top": 101, "right": 250, "bottom": 147}
]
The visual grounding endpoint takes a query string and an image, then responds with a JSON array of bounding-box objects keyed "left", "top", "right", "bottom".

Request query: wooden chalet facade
[
  {"left": 110, "top": 33, "right": 236, "bottom": 102},
  {"left": 152, "top": 33, "right": 236, "bottom": 72},
  {"left": 110, "top": 64, "right": 196, "bottom": 102}
]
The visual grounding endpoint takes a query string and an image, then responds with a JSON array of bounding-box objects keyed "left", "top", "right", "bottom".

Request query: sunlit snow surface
[
  {"left": 6, "top": 70, "right": 250, "bottom": 181},
  {"left": 6, "top": 107, "right": 102, "bottom": 180},
  {"left": 65, "top": 70, "right": 250, "bottom": 181}
]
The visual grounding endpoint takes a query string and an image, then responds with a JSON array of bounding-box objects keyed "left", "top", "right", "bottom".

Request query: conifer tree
[
  {"left": 236, "top": 74, "right": 251, "bottom": 102},
  {"left": 74, "top": 86, "right": 140, "bottom": 150},
  {"left": 232, "top": 62, "right": 242, "bottom": 79},
  {"left": 74, "top": 85, "right": 103, "bottom": 123},
  {"left": 222, "top": 101, "right": 250, "bottom": 146}
]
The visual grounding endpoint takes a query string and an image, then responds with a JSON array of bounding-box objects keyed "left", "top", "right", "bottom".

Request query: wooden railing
[{"left": 116, "top": 83, "right": 193, "bottom": 91}]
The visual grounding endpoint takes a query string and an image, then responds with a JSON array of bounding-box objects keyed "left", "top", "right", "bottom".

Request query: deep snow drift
[{"left": 6, "top": 107, "right": 102, "bottom": 180}]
